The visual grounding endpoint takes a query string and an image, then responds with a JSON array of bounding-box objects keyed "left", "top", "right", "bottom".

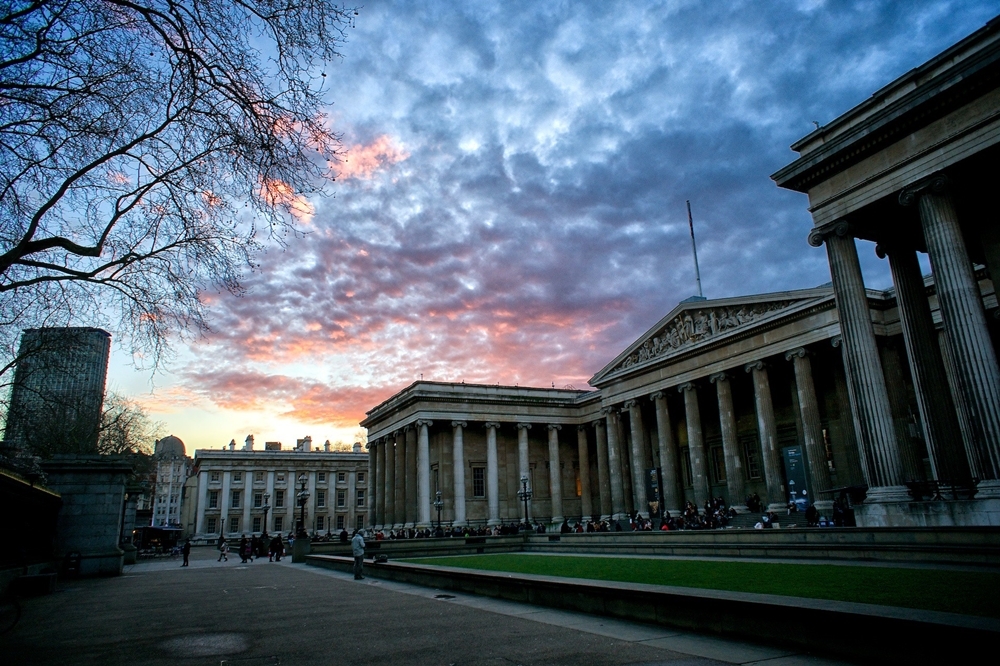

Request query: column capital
[
  {"left": 591, "top": 418, "right": 605, "bottom": 428},
  {"left": 623, "top": 399, "right": 637, "bottom": 409},
  {"left": 831, "top": 335, "right": 843, "bottom": 348},
  {"left": 516, "top": 422, "right": 532, "bottom": 430},
  {"left": 649, "top": 391, "right": 664, "bottom": 401},
  {"left": 898, "top": 172, "right": 950, "bottom": 207},
  {"left": 784, "top": 347, "right": 809, "bottom": 361},
  {"left": 483, "top": 421, "right": 501, "bottom": 430},
  {"left": 415, "top": 419, "right": 433, "bottom": 428},
  {"left": 451, "top": 420, "right": 467, "bottom": 429},
  {"left": 547, "top": 424, "right": 562, "bottom": 431},
  {"left": 709, "top": 371, "right": 728, "bottom": 384},
  {"left": 807, "top": 219, "right": 853, "bottom": 248},
  {"left": 577, "top": 424, "right": 588, "bottom": 432},
  {"left": 744, "top": 360, "right": 766, "bottom": 373},
  {"left": 677, "top": 382, "right": 696, "bottom": 393},
  {"left": 600, "top": 406, "right": 616, "bottom": 417}
]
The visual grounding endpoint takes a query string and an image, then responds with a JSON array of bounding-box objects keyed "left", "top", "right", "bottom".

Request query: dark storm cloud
[{"left": 182, "top": 0, "right": 998, "bottom": 425}]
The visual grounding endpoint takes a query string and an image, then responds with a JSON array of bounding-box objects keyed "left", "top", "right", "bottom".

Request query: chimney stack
[{"left": 244, "top": 434, "right": 254, "bottom": 451}]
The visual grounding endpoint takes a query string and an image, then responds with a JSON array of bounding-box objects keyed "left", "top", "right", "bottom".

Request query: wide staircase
[{"left": 726, "top": 510, "right": 811, "bottom": 529}]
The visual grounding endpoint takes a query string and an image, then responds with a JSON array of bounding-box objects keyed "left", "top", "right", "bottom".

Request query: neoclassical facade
[{"left": 364, "top": 22, "right": 1000, "bottom": 530}]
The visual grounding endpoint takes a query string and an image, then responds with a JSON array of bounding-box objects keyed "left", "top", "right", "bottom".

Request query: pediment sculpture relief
[{"left": 616, "top": 301, "right": 793, "bottom": 371}]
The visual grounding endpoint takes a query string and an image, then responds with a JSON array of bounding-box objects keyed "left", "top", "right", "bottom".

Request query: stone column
[
  {"left": 517, "top": 423, "right": 532, "bottom": 521},
  {"left": 785, "top": 349, "right": 834, "bottom": 511},
  {"left": 604, "top": 408, "right": 627, "bottom": 520},
  {"left": 593, "top": 419, "right": 612, "bottom": 520},
  {"left": 809, "top": 223, "right": 910, "bottom": 502},
  {"left": 394, "top": 430, "right": 406, "bottom": 529},
  {"left": 451, "top": 421, "right": 468, "bottom": 526},
  {"left": 416, "top": 420, "right": 432, "bottom": 528},
  {"left": 901, "top": 175, "right": 1000, "bottom": 497},
  {"left": 547, "top": 425, "right": 563, "bottom": 524},
  {"left": 624, "top": 399, "right": 650, "bottom": 517},
  {"left": 265, "top": 471, "right": 275, "bottom": 534},
  {"left": 196, "top": 470, "right": 208, "bottom": 535},
  {"left": 384, "top": 434, "right": 396, "bottom": 529},
  {"left": 485, "top": 422, "right": 501, "bottom": 526},
  {"left": 577, "top": 425, "right": 593, "bottom": 522},
  {"left": 679, "top": 383, "right": 709, "bottom": 510},
  {"left": 405, "top": 426, "right": 417, "bottom": 528},
  {"left": 375, "top": 439, "right": 386, "bottom": 529},
  {"left": 709, "top": 373, "right": 748, "bottom": 512},
  {"left": 745, "top": 361, "right": 788, "bottom": 511},
  {"left": 367, "top": 443, "right": 376, "bottom": 528},
  {"left": 651, "top": 392, "right": 682, "bottom": 516},
  {"left": 242, "top": 474, "right": 252, "bottom": 534},
  {"left": 878, "top": 243, "right": 969, "bottom": 484},
  {"left": 220, "top": 471, "right": 231, "bottom": 535},
  {"left": 306, "top": 471, "right": 316, "bottom": 534}
]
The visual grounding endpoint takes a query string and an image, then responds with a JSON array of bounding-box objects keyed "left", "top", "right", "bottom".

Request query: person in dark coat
[{"left": 181, "top": 538, "right": 191, "bottom": 567}]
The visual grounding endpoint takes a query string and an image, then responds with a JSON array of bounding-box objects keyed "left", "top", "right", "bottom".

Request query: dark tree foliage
[{"left": 0, "top": 1, "right": 356, "bottom": 368}]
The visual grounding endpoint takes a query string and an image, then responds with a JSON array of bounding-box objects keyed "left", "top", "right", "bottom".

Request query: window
[
  {"left": 210, "top": 471, "right": 220, "bottom": 482},
  {"left": 356, "top": 489, "right": 365, "bottom": 508},
  {"left": 228, "top": 516, "right": 239, "bottom": 533},
  {"left": 315, "top": 516, "right": 325, "bottom": 531},
  {"left": 206, "top": 517, "right": 217, "bottom": 533},
  {"left": 356, "top": 515, "right": 365, "bottom": 531},
  {"left": 233, "top": 471, "right": 242, "bottom": 482},
  {"left": 275, "top": 490, "right": 284, "bottom": 508},
  {"left": 254, "top": 491, "right": 263, "bottom": 508},
  {"left": 741, "top": 435, "right": 762, "bottom": 480},
  {"left": 274, "top": 516, "right": 283, "bottom": 532},
  {"left": 338, "top": 471, "right": 346, "bottom": 483},
  {"left": 336, "top": 515, "right": 345, "bottom": 530},
  {"left": 208, "top": 490, "right": 219, "bottom": 509},
  {"left": 356, "top": 472, "right": 364, "bottom": 483},
  {"left": 711, "top": 446, "right": 727, "bottom": 484},
  {"left": 231, "top": 490, "right": 241, "bottom": 509},
  {"left": 472, "top": 467, "right": 485, "bottom": 498},
  {"left": 317, "top": 490, "right": 326, "bottom": 508},
  {"left": 277, "top": 473, "right": 285, "bottom": 481},
  {"left": 255, "top": 471, "right": 264, "bottom": 482},
  {"left": 318, "top": 471, "right": 326, "bottom": 482},
  {"left": 252, "top": 516, "right": 262, "bottom": 533},
  {"left": 337, "top": 489, "right": 346, "bottom": 508}
]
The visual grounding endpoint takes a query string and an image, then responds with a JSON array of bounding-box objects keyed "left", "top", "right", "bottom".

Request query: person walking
[
  {"left": 351, "top": 529, "right": 366, "bottom": 580},
  {"left": 181, "top": 538, "right": 191, "bottom": 567},
  {"left": 217, "top": 539, "right": 229, "bottom": 562}
]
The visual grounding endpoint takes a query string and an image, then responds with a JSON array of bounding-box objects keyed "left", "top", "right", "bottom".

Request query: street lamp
[
  {"left": 262, "top": 492, "right": 271, "bottom": 537},
  {"left": 517, "top": 475, "right": 532, "bottom": 531},
  {"left": 296, "top": 474, "right": 310, "bottom": 539},
  {"left": 433, "top": 490, "right": 444, "bottom": 532}
]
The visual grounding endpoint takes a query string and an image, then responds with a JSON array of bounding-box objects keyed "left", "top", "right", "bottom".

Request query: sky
[{"left": 109, "top": 0, "right": 999, "bottom": 454}]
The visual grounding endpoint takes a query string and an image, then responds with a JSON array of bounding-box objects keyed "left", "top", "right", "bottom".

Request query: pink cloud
[{"left": 336, "top": 135, "right": 409, "bottom": 180}]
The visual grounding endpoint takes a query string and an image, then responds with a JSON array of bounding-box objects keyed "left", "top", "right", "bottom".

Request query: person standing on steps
[{"left": 351, "top": 529, "right": 366, "bottom": 580}]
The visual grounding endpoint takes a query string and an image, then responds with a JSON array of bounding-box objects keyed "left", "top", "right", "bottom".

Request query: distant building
[
  {"left": 151, "top": 435, "right": 192, "bottom": 527},
  {"left": 187, "top": 436, "right": 368, "bottom": 541},
  {"left": 3, "top": 327, "right": 111, "bottom": 455}
]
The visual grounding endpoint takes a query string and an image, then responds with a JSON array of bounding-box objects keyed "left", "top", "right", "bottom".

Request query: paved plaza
[{"left": 1, "top": 547, "right": 852, "bottom": 666}]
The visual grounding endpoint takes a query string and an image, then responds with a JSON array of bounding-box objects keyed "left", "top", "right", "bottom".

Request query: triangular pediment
[{"left": 590, "top": 286, "right": 835, "bottom": 385}]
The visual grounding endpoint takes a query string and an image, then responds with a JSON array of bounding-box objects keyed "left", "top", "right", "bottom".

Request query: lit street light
[{"left": 433, "top": 490, "right": 444, "bottom": 533}]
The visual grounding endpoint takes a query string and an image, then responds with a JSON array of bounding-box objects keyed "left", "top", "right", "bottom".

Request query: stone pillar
[
  {"left": 220, "top": 470, "right": 231, "bottom": 535},
  {"left": 485, "top": 422, "right": 500, "bottom": 526},
  {"left": 394, "top": 430, "right": 406, "bottom": 529},
  {"left": 709, "top": 373, "right": 748, "bottom": 512},
  {"left": 405, "top": 426, "right": 417, "bottom": 528},
  {"left": 901, "top": 175, "right": 1000, "bottom": 497},
  {"left": 785, "top": 349, "right": 834, "bottom": 511},
  {"left": 809, "top": 223, "right": 910, "bottom": 502},
  {"left": 651, "top": 392, "right": 682, "bottom": 516},
  {"left": 624, "top": 399, "right": 649, "bottom": 517},
  {"left": 265, "top": 471, "right": 275, "bottom": 534},
  {"left": 517, "top": 423, "right": 532, "bottom": 521},
  {"left": 879, "top": 243, "right": 969, "bottom": 484},
  {"left": 306, "top": 471, "right": 317, "bottom": 535},
  {"left": 367, "top": 443, "right": 376, "bottom": 528},
  {"left": 374, "top": 439, "right": 386, "bottom": 529},
  {"left": 384, "top": 435, "right": 396, "bottom": 529},
  {"left": 577, "top": 425, "right": 593, "bottom": 522},
  {"left": 593, "top": 419, "right": 613, "bottom": 520},
  {"left": 242, "top": 474, "right": 252, "bottom": 535},
  {"left": 679, "top": 383, "right": 709, "bottom": 510},
  {"left": 547, "top": 424, "right": 563, "bottom": 524},
  {"left": 604, "top": 408, "right": 628, "bottom": 520},
  {"left": 196, "top": 470, "right": 208, "bottom": 535},
  {"left": 416, "top": 420, "right": 432, "bottom": 528},
  {"left": 451, "top": 421, "right": 467, "bottom": 526},
  {"left": 745, "top": 361, "right": 788, "bottom": 511}
]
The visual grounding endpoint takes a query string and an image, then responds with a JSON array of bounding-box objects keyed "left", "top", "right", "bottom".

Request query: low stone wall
[{"left": 307, "top": 554, "right": 1000, "bottom": 666}]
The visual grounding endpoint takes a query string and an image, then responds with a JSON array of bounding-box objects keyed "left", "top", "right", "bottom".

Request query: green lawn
[{"left": 401, "top": 554, "right": 1000, "bottom": 618}]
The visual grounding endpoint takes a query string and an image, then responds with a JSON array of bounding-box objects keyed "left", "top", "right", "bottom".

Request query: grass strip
[{"left": 400, "top": 554, "right": 1000, "bottom": 618}]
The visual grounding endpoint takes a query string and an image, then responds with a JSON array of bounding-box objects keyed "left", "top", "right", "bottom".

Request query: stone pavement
[{"left": 0, "top": 547, "right": 852, "bottom": 666}]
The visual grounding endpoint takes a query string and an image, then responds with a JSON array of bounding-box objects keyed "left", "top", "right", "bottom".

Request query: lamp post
[
  {"left": 433, "top": 490, "right": 444, "bottom": 532},
  {"left": 262, "top": 492, "right": 271, "bottom": 537},
  {"left": 296, "top": 474, "right": 310, "bottom": 539},
  {"left": 516, "top": 475, "right": 532, "bottom": 531}
]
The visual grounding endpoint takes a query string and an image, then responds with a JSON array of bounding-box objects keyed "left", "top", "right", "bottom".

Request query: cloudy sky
[{"left": 110, "top": 0, "right": 998, "bottom": 452}]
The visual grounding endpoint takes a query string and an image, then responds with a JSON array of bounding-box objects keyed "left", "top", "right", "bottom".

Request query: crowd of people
[{"left": 215, "top": 533, "right": 287, "bottom": 563}]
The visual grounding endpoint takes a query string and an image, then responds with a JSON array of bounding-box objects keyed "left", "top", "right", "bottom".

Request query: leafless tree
[
  {"left": 0, "top": 1, "right": 356, "bottom": 370},
  {"left": 98, "top": 390, "right": 163, "bottom": 456}
]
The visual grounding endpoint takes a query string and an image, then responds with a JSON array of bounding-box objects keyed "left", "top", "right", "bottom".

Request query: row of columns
[{"left": 810, "top": 172, "right": 1000, "bottom": 500}]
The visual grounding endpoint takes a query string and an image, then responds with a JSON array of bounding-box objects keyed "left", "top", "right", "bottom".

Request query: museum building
[{"left": 362, "top": 18, "right": 1000, "bottom": 530}]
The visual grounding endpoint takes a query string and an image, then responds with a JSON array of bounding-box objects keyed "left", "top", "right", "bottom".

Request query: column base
[
  {"left": 403, "top": 522, "right": 415, "bottom": 529},
  {"left": 975, "top": 479, "right": 1000, "bottom": 499},
  {"left": 813, "top": 500, "right": 834, "bottom": 514},
  {"left": 864, "top": 485, "right": 912, "bottom": 503},
  {"left": 600, "top": 514, "right": 612, "bottom": 522},
  {"left": 766, "top": 502, "right": 787, "bottom": 513},
  {"left": 729, "top": 504, "right": 749, "bottom": 514},
  {"left": 855, "top": 498, "right": 1000, "bottom": 527},
  {"left": 487, "top": 519, "right": 501, "bottom": 527}
]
